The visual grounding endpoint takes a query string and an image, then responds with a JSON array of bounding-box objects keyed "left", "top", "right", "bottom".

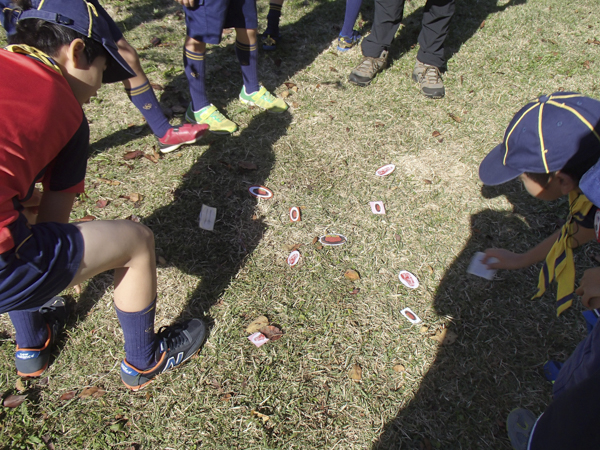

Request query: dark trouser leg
[
  {"left": 416, "top": 0, "right": 455, "bottom": 68},
  {"left": 361, "top": 0, "right": 405, "bottom": 58},
  {"left": 529, "top": 367, "right": 600, "bottom": 450}
]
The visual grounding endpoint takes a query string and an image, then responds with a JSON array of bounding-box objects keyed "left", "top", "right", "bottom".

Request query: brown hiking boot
[
  {"left": 348, "top": 50, "right": 389, "bottom": 86},
  {"left": 412, "top": 59, "right": 445, "bottom": 98}
]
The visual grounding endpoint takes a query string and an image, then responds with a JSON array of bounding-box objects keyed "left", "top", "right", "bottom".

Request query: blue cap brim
[
  {"left": 580, "top": 160, "right": 600, "bottom": 207},
  {"left": 478, "top": 143, "right": 524, "bottom": 186},
  {"left": 101, "top": 37, "right": 135, "bottom": 83}
]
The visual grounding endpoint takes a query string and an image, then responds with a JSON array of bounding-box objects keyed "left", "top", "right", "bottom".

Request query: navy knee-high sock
[
  {"left": 115, "top": 299, "right": 156, "bottom": 371},
  {"left": 236, "top": 40, "right": 259, "bottom": 95},
  {"left": 266, "top": 2, "right": 282, "bottom": 36},
  {"left": 9, "top": 310, "right": 48, "bottom": 349},
  {"left": 341, "top": 0, "right": 363, "bottom": 37},
  {"left": 125, "top": 82, "right": 171, "bottom": 139},
  {"left": 184, "top": 48, "right": 209, "bottom": 112}
]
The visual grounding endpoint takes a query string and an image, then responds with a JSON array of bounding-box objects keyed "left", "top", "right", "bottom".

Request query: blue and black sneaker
[
  {"left": 120, "top": 318, "right": 207, "bottom": 391},
  {"left": 337, "top": 31, "right": 361, "bottom": 52},
  {"left": 507, "top": 408, "right": 537, "bottom": 450},
  {"left": 261, "top": 32, "right": 281, "bottom": 51},
  {"left": 15, "top": 296, "right": 70, "bottom": 378}
]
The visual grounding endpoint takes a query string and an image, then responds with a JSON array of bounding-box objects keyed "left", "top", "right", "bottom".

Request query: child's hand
[
  {"left": 482, "top": 249, "right": 526, "bottom": 270},
  {"left": 576, "top": 267, "right": 600, "bottom": 309},
  {"left": 173, "top": 0, "right": 196, "bottom": 7}
]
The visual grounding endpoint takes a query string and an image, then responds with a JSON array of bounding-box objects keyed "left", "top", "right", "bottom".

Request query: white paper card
[
  {"left": 467, "top": 252, "right": 499, "bottom": 280},
  {"left": 199, "top": 204, "right": 217, "bottom": 231}
]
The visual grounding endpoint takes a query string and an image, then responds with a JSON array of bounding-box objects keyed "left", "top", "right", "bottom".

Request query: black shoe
[
  {"left": 15, "top": 296, "right": 70, "bottom": 377},
  {"left": 120, "top": 318, "right": 207, "bottom": 391}
]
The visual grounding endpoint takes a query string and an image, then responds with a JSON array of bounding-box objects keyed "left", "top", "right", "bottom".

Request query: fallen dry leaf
[
  {"left": 393, "top": 364, "right": 405, "bottom": 373},
  {"left": 220, "top": 393, "right": 233, "bottom": 401},
  {"left": 479, "top": 20, "right": 485, "bottom": 29},
  {"left": 587, "top": 38, "right": 600, "bottom": 45},
  {"left": 144, "top": 150, "right": 161, "bottom": 163},
  {"left": 284, "top": 82, "right": 297, "bottom": 89},
  {"left": 124, "top": 150, "right": 144, "bottom": 160},
  {"left": 96, "top": 199, "right": 109, "bottom": 209},
  {"left": 246, "top": 316, "right": 269, "bottom": 334},
  {"left": 251, "top": 410, "right": 270, "bottom": 422},
  {"left": 3, "top": 394, "right": 27, "bottom": 408},
  {"left": 97, "top": 178, "right": 121, "bottom": 186},
  {"left": 292, "top": 101, "right": 299, "bottom": 108},
  {"left": 312, "top": 236, "right": 319, "bottom": 245},
  {"left": 74, "top": 215, "right": 96, "bottom": 222},
  {"left": 281, "top": 90, "right": 290, "bottom": 98},
  {"left": 430, "top": 328, "right": 458, "bottom": 345},
  {"left": 79, "top": 386, "right": 106, "bottom": 399},
  {"left": 150, "top": 83, "right": 164, "bottom": 91},
  {"left": 291, "top": 86, "right": 298, "bottom": 93},
  {"left": 238, "top": 161, "right": 257, "bottom": 170},
  {"left": 449, "top": 113, "right": 462, "bottom": 123},
  {"left": 432, "top": 131, "right": 441, "bottom": 137},
  {"left": 259, "top": 325, "right": 283, "bottom": 341},
  {"left": 423, "top": 179, "right": 432, "bottom": 184},
  {"left": 584, "top": 60, "right": 591, "bottom": 70},
  {"left": 420, "top": 325, "right": 429, "bottom": 334},
  {"left": 60, "top": 390, "right": 77, "bottom": 401},
  {"left": 41, "top": 435, "right": 55, "bottom": 450},
  {"left": 349, "top": 288, "right": 360, "bottom": 295},
  {"left": 150, "top": 37, "right": 161, "bottom": 47},
  {"left": 349, "top": 364, "right": 362, "bottom": 381},
  {"left": 125, "top": 214, "right": 141, "bottom": 222},
  {"left": 128, "top": 193, "right": 143, "bottom": 203},
  {"left": 344, "top": 269, "right": 360, "bottom": 281},
  {"left": 15, "top": 379, "right": 25, "bottom": 392}
]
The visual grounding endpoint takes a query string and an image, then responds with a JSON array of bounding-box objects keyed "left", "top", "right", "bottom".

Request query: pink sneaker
[{"left": 157, "top": 123, "right": 209, "bottom": 153}]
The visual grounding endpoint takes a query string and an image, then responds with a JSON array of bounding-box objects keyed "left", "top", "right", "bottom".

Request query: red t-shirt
[{"left": 0, "top": 49, "right": 89, "bottom": 253}]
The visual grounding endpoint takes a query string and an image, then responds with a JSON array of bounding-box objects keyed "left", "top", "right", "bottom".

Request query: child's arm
[
  {"left": 36, "top": 191, "right": 76, "bottom": 224},
  {"left": 483, "top": 225, "right": 597, "bottom": 270},
  {"left": 576, "top": 267, "right": 600, "bottom": 309}
]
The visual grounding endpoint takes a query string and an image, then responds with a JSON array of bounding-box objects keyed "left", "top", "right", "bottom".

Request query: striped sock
[
  {"left": 115, "top": 299, "right": 157, "bottom": 371},
  {"left": 341, "top": 0, "right": 362, "bottom": 37},
  {"left": 266, "top": 2, "right": 282, "bottom": 36},
  {"left": 236, "top": 40, "right": 259, "bottom": 94},
  {"left": 184, "top": 48, "right": 209, "bottom": 112},
  {"left": 125, "top": 82, "right": 171, "bottom": 139},
  {"left": 9, "top": 310, "right": 48, "bottom": 349}
]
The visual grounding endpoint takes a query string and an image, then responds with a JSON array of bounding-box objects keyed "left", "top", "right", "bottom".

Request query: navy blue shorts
[
  {"left": 0, "top": 216, "right": 83, "bottom": 314},
  {"left": 185, "top": 0, "right": 258, "bottom": 45}
]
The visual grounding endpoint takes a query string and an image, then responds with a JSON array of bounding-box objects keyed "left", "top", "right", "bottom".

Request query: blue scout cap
[
  {"left": 16, "top": 0, "right": 134, "bottom": 83},
  {"left": 479, "top": 92, "right": 600, "bottom": 186}
]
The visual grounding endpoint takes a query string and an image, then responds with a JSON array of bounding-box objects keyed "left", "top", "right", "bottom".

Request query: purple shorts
[
  {"left": 0, "top": 216, "right": 83, "bottom": 314},
  {"left": 185, "top": 0, "right": 258, "bottom": 44}
]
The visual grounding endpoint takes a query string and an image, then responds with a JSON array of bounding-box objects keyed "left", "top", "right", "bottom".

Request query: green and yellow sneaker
[
  {"left": 239, "top": 86, "right": 288, "bottom": 113},
  {"left": 185, "top": 103, "right": 238, "bottom": 134}
]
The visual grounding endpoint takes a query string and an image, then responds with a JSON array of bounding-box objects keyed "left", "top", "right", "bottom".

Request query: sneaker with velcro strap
[
  {"left": 15, "top": 296, "right": 70, "bottom": 378},
  {"left": 157, "top": 123, "right": 209, "bottom": 153},
  {"left": 120, "top": 318, "right": 207, "bottom": 391},
  {"left": 239, "top": 86, "right": 288, "bottom": 113}
]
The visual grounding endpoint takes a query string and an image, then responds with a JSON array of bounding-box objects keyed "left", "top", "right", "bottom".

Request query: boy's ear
[
  {"left": 555, "top": 171, "right": 578, "bottom": 195},
  {"left": 67, "top": 38, "right": 88, "bottom": 69}
]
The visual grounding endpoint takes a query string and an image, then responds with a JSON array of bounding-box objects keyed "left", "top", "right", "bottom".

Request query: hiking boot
[
  {"left": 507, "top": 408, "right": 537, "bottom": 450},
  {"left": 261, "top": 32, "right": 281, "bottom": 51},
  {"left": 348, "top": 50, "right": 388, "bottom": 86},
  {"left": 337, "top": 31, "right": 361, "bottom": 52},
  {"left": 412, "top": 59, "right": 445, "bottom": 99},
  {"left": 239, "top": 86, "right": 288, "bottom": 113},
  {"left": 185, "top": 103, "right": 238, "bottom": 134},
  {"left": 120, "top": 318, "right": 207, "bottom": 391},
  {"left": 157, "top": 123, "right": 209, "bottom": 153},
  {"left": 15, "top": 296, "right": 70, "bottom": 377}
]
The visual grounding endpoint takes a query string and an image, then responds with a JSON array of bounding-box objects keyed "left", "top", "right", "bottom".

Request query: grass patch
[{"left": 1, "top": 0, "right": 600, "bottom": 448}]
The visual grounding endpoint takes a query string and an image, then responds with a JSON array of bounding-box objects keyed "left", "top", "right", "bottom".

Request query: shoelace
[
  {"left": 422, "top": 66, "right": 442, "bottom": 84},
  {"left": 157, "top": 324, "right": 189, "bottom": 350}
]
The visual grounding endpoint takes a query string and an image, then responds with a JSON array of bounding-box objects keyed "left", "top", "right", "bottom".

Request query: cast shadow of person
[{"left": 373, "top": 181, "right": 579, "bottom": 449}]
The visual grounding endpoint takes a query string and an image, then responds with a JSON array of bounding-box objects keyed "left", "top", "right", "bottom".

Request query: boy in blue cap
[
  {"left": 1, "top": 0, "right": 207, "bottom": 391},
  {"left": 1, "top": 0, "right": 209, "bottom": 153},
  {"left": 175, "top": 0, "right": 288, "bottom": 134},
  {"left": 478, "top": 92, "right": 600, "bottom": 449}
]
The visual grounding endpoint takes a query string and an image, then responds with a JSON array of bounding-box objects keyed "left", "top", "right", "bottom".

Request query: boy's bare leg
[
  {"left": 69, "top": 220, "right": 156, "bottom": 312},
  {"left": 235, "top": 28, "right": 257, "bottom": 46}
]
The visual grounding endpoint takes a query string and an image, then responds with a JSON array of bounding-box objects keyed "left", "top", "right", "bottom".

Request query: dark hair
[{"left": 8, "top": 0, "right": 105, "bottom": 65}]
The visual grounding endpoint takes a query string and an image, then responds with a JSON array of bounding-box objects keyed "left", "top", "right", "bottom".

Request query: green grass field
[{"left": 1, "top": 0, "right": 600, "bottom": 448}]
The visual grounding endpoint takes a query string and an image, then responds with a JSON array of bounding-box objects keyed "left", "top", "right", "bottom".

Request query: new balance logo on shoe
[{"left": 163, "top": 352, "right": 184, "bottom": 372}]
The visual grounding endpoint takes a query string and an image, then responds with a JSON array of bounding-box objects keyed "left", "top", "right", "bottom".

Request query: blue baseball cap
[
  {"left": 13, "top": 0, "right": 135, "bottom": 83},
  {"left": 479, "top": 93, "right": 600, "bottom": 186}
]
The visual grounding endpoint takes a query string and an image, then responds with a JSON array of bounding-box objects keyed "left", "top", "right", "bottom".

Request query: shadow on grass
[{"left": 372, "top": 181, "right": 578, "bottom": 449}]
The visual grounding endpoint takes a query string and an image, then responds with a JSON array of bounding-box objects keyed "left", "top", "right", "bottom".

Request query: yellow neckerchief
[
  {"left": 533, "top": 191, "right": 594, "bottom": 316},
  {"left": 4, "top": 44, "right": 62, "bottom": 75}
]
